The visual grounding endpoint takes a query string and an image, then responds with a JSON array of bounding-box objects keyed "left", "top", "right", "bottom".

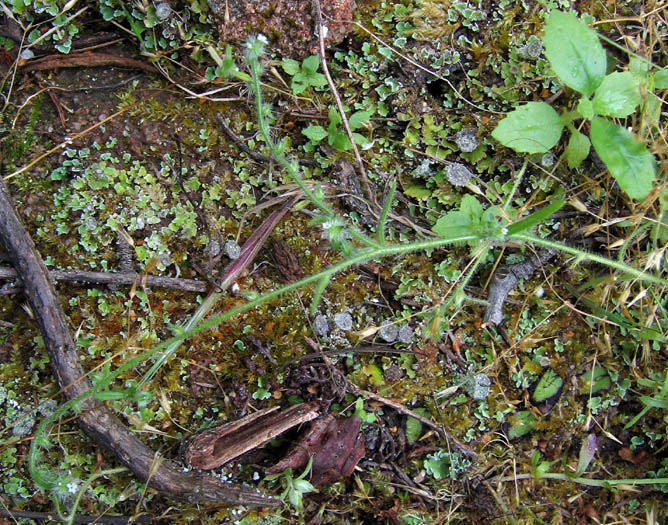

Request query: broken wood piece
[
  {"left": 185, "top": 402, "right": 320, "bottom": 470},
  {"left": 483, "top": 248, "right": 557, "bottom": 326},
  {"left": 20, "top": 52, "right": 157, "bottom": 74}
]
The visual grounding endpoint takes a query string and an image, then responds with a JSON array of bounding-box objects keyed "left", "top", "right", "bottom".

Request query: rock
[
  {"left": 207, "top": 0, "right": 356, "bottom": 58},
  {"left": 333, "top": 312, "right": 353, "bottom": 331},
  {"left": 398, "top": 325, "right": 413, "bottom": 344},
  {"left": 378, "top": 323, "right": 398, "bottom": 343},
  {"left": 455, "top": 128, "right": 479, "bottom": 152},
  {"left": 224, "top": 240, "right": 241, "bottom": 259},
  {"left": 466, "top": 374, "right": 491, "bottom": 400},
  {"left": 314, "top": 314, "right": 329, "bottom": 337}
]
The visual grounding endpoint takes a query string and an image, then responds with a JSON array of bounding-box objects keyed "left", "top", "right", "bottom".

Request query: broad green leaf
[
  {"left": 531, "top": 369, "right": 563, "bottom": 404},
  {"left": 349, "top": 110, "right": 372, "bottom": 130},
  {"left": 432, "top": 195, "right": 484, "bottom": 239},
  {"left": 307, "top": 72, "right": 327, "bottom": 88},
  {"left": 301, "top": 55, "right": 320, "bottom": 74},
  {"left": 576, "top": 96, "right": 594, "bottom": 120},
  {"left": 281, "top": 58, "right": 300, "bottom": 76},
  {"left": 507, "top": 197, "right": 565, "bottom": 236},
  {"left": 291, "top": 73, "right": 308, "bottom": 95},
  {"left": 352, "top": 132, "right": 368, "bottom": 146},
  {"left": 329, "top": 127, "right": 352, "bottom": 151},
  {"left": 543, "top": 11, "right": 606, "bottom": 96},
  {"left": 491, "top": 102, "right": 563, "bottom": 154},
  {"left": 579, "top": 365, "right": 611, "bottom": 395},
  {"left": 654, "top": 67, "right": 668, "bottom": 89},
  {"left": 405, "top": 408, "right": 429, "bottom": 444},
  {"left": 404, "top": 185, "right": 431, "bottom": 199},
  {"left": 593, "top": 72, "right": 641, "bottom": 118},
  {"left": 565, "top": 129, "right": 590, "bottom": 169},
  {"left": 590, "top": 117, "right": 655, "bottom": 200},
  {"left": 507, "top": 410, "right": 536, "bottom": 440},
  {"left": 302, "top": 125, "right": 327, "bottom": 142},
  {"left": 328, "top": 105, "right": 341, "bottom": 126}
]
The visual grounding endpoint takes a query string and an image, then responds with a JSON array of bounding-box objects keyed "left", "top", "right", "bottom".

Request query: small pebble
[
  {"left": 445, "top": 162, "right": 473, "bottom": 187},
  {"left": 541, "top": 152, "right": 555, "bottom": 168},
  {"left": 155, "top": 2, "right": 172, "bottom": 20},
  {"left": 314, "top": 314, "right": 329, "bottom": 337},
  {"left": 12, "top": 410, "right": 35, "bottom": 438},
  {"left": 384, "top": 364, "right": 404, "bottom": 382},
  {"left": 398, "top": 325, "right": 413, "bottom": 344},
  {"left": 524, "top": 38, "right": 543, "bottom": 59},
  {"left": 378, "top": 323, "right": 398, "bottom": 343},
  {"left": 224, "top": 240, "right": 241, "bottom": 260},
  {"left": 333, "top": 312, "right": 353, "bottom": 331},
  {"left": 455, "top": 128, "right": 479, "bottom": 152},
  {"left": 467, "top": 374, "right": 491, "bottom": 400},
  {"left": 208, "top": 239, "right": 221, "bottom": 258}
]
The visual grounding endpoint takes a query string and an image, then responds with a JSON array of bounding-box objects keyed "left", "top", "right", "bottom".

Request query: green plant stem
[
  {"left": 510, "top": 232, "right": 668, "bottom": 287},
  {"left": 376, "top": 179, "right": 396, "bottom": 245},
  {"left": 248, "top": 56, "right": 380, "bottom": 250},
  {"left": 503, "top": 158, "right": 528, "bottom": 213},
  {"left": 506, "top": 472, "right": 668, "bottom": 488},
  {"left": 62, "top": 467, "right": 128, "bottom": 525},
  {"left": 28, "top": 233, "right": 478, "bottom": 489}
]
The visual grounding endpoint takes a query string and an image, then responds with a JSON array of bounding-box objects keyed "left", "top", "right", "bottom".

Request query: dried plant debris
[
  {"left": 266, "top": 413, "right": 365, "bottom": 487},
  {"left": 184, "top": 402, "right": 320, "bottom": 470}
]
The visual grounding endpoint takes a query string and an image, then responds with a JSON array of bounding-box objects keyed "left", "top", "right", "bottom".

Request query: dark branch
[
  {"left": 0, "top": 267, "right": 207, "bottom": 294},
  {"left": 0, "top": 177, "right": 278, "bottom": 506}
]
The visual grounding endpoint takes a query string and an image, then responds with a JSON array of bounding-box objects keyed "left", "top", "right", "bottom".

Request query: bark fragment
[{"left": 483, "top": 248, "right": 557, "bottom": 326}]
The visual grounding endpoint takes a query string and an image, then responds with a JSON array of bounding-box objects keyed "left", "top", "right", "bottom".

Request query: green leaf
[
  {"left": 592, "top": 72, "right": 641, "bottom": 118},
  {"left": 543, "top": 11, "right": 606, "bottom": 96},
  {"left": 291, "top": 73, "right": 308, "bottom": 95},
  {"left": 653, "top": 67, "right": 668, "bottom": 89},
  {"left": 404, "top": 185, "right": 431, "bottom": 199},
  {"left": 328, "top": 105, "right": 342, "bottom": 127},
  {"left": 576, "top": 97, "right": 594, "bottom": 120},
  {"left": 432, "top": 195, "right": 484, "bottom": 239},
  {"left": 590, "top": 117, "right": 655, "bottom": 200},
  {"left": 579, "top": 365, "right": 611, "bottom": 395},
  {"left": 531, "top": 369, "right": 563, "bottom": 404},
  {"left": 349, "top": 110, "right": 372, "bottom": 130},
  {"left": 405, "top": 410, "right": 429, "bottom": 445},
  {"left": 491, "top": 102, "right": 563, "bottom": 154},
  {"left": 301, "top": 55, "right": 320, "bottom": 74},
  {"left": 424, "top": 451, "right": 451, "bottom": 480},
  {"left": 507, "top": 197, "right": 565, "bottom": 236},
  {"left": 308, "top": 72, "right": 328, "bottom": 88},
  {"left": 507, "top": 410, "right": 536, "bottom": 440},
  {"left": 565, "top": 129, "right": 590, "bottom": 169},
  {"left": 302, "top": 125, "right": 328, "bottom": 142},
  {"left": 281, "top": 58, "right": 300, "bottom": 76}
]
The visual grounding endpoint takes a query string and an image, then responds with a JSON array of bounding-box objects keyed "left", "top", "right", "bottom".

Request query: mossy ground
[{"left": 1, "top": 0, "right": 667, "bottom": 523}]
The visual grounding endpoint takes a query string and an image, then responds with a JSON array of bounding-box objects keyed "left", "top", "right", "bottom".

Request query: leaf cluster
[{"left": 492, "top": 11, "right": 667, "bottom": 201}]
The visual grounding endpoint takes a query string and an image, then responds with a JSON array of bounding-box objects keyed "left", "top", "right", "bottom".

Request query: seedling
[
  {"left": 264, "top": 457, "right": 317, "bottom": 512},
  {"left": 302, "top": 106, "right": 372, "bottom": 152},
  {"left": 492, "top": 10, "right": 664, "bottom": 201},
  {"left": 281, "top": 55, "right": 327, "bottom": 95}
]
